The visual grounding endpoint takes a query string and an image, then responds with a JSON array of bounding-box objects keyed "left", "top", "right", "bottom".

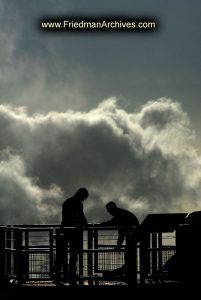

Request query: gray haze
[{"left": 0, "top": 0, "right": 201, "bottom": 224}]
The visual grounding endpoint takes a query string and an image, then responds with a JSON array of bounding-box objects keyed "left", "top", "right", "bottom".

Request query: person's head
[
  {"left": 106, "top": 201, "right": 118, "bottom": 216},
  {"left": 74, "top": 188, "right": 89, "bottom": 202}
]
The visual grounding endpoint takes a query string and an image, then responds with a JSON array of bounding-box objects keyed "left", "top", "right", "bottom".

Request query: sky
[{"left": 0, "top": 0, "right": 201, "bottom": 224}]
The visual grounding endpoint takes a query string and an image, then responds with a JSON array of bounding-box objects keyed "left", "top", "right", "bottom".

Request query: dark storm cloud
[
  {"left": 0, "top": 149, "right": 63, "bottom": 224},
  {"left": 0, "top": 97, "right": 201, "bottom": 224}
]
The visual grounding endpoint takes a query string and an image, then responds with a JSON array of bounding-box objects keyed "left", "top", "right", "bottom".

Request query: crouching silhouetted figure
[
  {"left": 52, "top": 188, "right": 88, "bottom": 286},
  {"left": 101, "top": 202, "right": 139, "bottom": 284}
]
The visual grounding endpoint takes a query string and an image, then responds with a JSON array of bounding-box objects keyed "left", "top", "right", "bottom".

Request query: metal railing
[{"left": 0, "top": 224, "right": 180, "bottom": 286}]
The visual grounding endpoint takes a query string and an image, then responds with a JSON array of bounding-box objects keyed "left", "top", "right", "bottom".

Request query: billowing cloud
[
  {"left": 0, "top": 97, "right": 201, "bottom": 224},
  {"left": 0, "top": 150, "right": 63, "bottom": 224}
]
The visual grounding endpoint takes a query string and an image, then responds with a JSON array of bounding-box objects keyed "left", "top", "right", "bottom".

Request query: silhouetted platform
[
  {"left": 140, "top": 213, "right": 187, "bottom": 232},
  {"left": 1, "top": 219, "right": 197, "bottom": 294},
  {"left": 0, "top": 281, "right": 199, "bottom": 300}
]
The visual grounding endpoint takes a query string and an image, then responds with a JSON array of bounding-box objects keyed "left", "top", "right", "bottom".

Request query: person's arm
[
  {"left": 117, "top": 231, "right": 125, "bottom": 248},
  {"left": 80, "top": 210, "right": 88, "bottom": 226},
  {"left": 100, "top": 219, "right": 114, "bottom": 226},
  {"left": 79, "top": 203, "right": 88, "bottom": 227},
  {"left": 113, "top": 230, "right": 125, "bottom": 254}
]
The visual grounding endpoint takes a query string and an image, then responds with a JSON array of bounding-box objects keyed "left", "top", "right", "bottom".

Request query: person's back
[
  {"left": 111, "top": 207, "right": 139, "bottom": 227},
  {"left": 62, "top": 196, "right": 87, "bottom": 227},
  {"left": 101, "top": 202, "right": 139, "bottom": 227},
  {"left": 101, "top": 202, "right": 139, "bottom": 249}
]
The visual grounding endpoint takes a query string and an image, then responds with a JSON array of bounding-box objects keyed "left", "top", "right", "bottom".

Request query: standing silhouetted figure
[
  {"left": 101, "top": 201, "right": 139, "bottom": 283},
  {"left": 53, "top": 188, "right": 88, "bottom": 286}
]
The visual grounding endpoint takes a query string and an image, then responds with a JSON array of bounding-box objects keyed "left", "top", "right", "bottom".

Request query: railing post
[
  {"left": 78, "top": 228, "right": 84, "bottom": 286},
  {"left": 140, "top": 231, "right": 150, "bottom": 284},
  {"left": 54, "top": 227, "right": 65, "bottom": 279},
  {"left": 24, "top": 230, "right": 29, "bottom": 281},
  {"left": 14, "top": 228, "right": 24, "bottom": 285},
  {"left": 152, "top": 232, "right": 157, "bottom": 276},
  {"left": 0, "top": 227, "right": 6, "bottom": 284},
  {"left": 93, "top": 228, "right": 98, "bottom": 273},
  {"left": 49, "top": 228, "right": 54, "bottom": 279},
  {"left": 158, "top": 232, "right": 163, "bottom": 273},
  {"left": 87, "top": 227, "right": 93, "bottom": 285},
  {"left": 125, "top": 227, "right": 137, "bottom": 286},
  {"left": 6, "top": 227, "right": 12, "bottom": 279}
]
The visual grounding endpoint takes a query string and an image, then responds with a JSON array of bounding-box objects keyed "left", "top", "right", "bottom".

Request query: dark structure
[
  {"left": 1, "top": 211, "right": 200, "bottom": 289},
  {"left": 139, "top": 213, "right": 187, "bottom": 283}
]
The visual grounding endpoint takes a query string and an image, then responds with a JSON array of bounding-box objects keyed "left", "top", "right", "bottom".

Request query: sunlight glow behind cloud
[{"left": 0, "top": 97, "right": 201, "bottom": 224}]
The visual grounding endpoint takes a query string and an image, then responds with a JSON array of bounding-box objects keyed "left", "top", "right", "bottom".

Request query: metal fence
[{"left": 0, "top": 224, "right": 180, "bottom": 286}]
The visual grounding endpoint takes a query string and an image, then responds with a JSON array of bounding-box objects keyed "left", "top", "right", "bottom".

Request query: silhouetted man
[
  {"left": 101, "top": 201, "right": 139, "bottom": 251},
  {"left": 53, "top": 188, "right": 88, "bottom": 286},
  {"left": 101, "top": 201, "right": 139, "bottom": 282}
]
